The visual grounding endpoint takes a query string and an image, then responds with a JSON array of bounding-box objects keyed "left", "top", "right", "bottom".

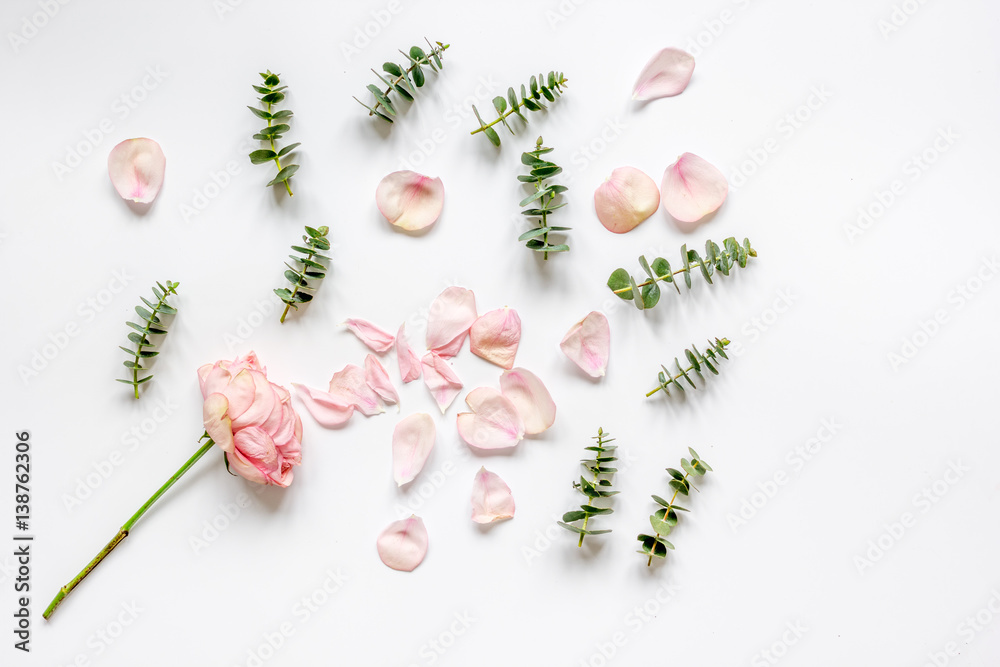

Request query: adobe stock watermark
[
  {"left": 58, "top": 601, "right": 143, "bottom": 667},
  {"left": 681, "top": 0, "right": 760, "bottom": 59},
  {"left": 877, "top": 0, "right": 933, "bottom": 39},
  {"left": 921, "top": 589, "right": 1000, "bottom": 667},
  {"left": 545, "top": 0, "right": 590, "bottom": 29},
  {"left": 8, "top": 0, "right": 73, "bottom": 53},
  {"left": 405, "top": 611, "right": 477, "bottom": 667},
  {"left": 843, "top": 126, "right": 958, "bottom": 243},
  {"left": 886, "top": 255, "right": 998, "bottom": 371},
  {"left": 189, "top": 487, "right": 267, "bottom": 555},
  {"left": 179, "top": 140, "right": 255, "bottom": 223},
  {"left": 563, "top": 117, "right": 628, "bottom": 185},
  {"left": 726, "top": 288, "right": 797, "bottom": 359},
  {"left": 576, "top": 581, "right": 681, "bottom": 667},
  {"left": 854, "top": 459, "right": 970, "bottom": 574},
  {"left": 750, "top": 620, "right": 809, "bottom": 667},
  {"left": 338, "top": 0, "right": 404, "bottom": 62},
  {"left": 224, "top": 299, "right": 277, "bottom": 353}
]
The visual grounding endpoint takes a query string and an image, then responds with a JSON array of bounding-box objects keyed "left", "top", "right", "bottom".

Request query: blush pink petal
[
  {"left": 292, "top": 383, "right": 356, "bottom": 428},
  {"left": 107, "top": 137, "right": 166, "bottom": 203},
  {"left": 661, "top": 152, "right": 728, "bottom": 229},
  {"left": 329, "top": 364, "right": 384, "bottom": 416},
  {"left": 392, "top": 413, "right": 436, "bottom": 487},
  {"left": 426, "top": 286, "right": 477, "bottom": 358},
  {"left": 344, "top": 318, "right": 395, "bottom": 353},
  {"left": 396, "top": 324, "right": 422, "bottom": 383},
  {"left": 456, "top": 387, "right": 525, "bottom": 450},
  {"left": 471, "top": 467, "right": 516, "bottom": 523},
  {"left": 594, "top": 167, "right": 660, "bottom": 234},
  {"left": 376, "top": 170, "right": 444, "bottom": 231},
  {"left": 469, "top": 307, "right": 521, "bottom": 369},
  {"left": 499, "top": 368, "right": 556, "bottom": 435},
  {"left": 364, "top": 354, "right": 399, "bottom": 406},
  {"left": 421, "top": 352, "right": 463, "bottom": 413},
  {"left": 559, "top": 311, "right": 611, "bottom": 378},
  {"left": 203, "top": 393, "right": 234, "bottom": 454},
  {"left": 632, "top": 47, "right": 696, "bottom": 101},
  {"left": 376, "top": 515, "right": 428, "bottom": 572},
  {"left": 230, "top": 426, "right": 284, "bottom": 486}
]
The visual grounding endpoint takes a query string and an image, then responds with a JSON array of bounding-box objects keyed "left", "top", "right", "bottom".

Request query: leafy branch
[
  {"left": 354, "top": 39, "right": 450, "bottom": 123},
  {"left": 248, "top": 70, "right": 299, "bottom": 196},
  {"left": 637, "top": 448, "right": 712, "bottom": 566},
  {"left": 518, "top": 136, "right": 570, "bottom": 259},
  {"left": 648, "top": 337, "right": 730, "bottom": 398},
  {"left": 471, "top": 71, "right": 568, "bottom": 146},
  {"left": 558, "top": 427, "right": 618, "bottom": 547},
  {"left": 275, "top": 226, "right": 330, "bottom": 323},
  {"left": 607, "top": 237, "right": 757, "bottom": 310},
  {"left": 117, "top": 281, "right": 179, "bottom": 399}
]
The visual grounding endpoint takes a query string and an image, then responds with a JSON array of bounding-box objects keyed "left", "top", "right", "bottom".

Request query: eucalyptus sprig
[
  {"left": 117, "top": 281, "right": 179, "bottom": 399},
  {"left": 558, "top": 428, "right": 618, "bottom": 547},
  {"left": 471, "top": 71, "right": 568, "bottom": 146},
  {"left": 637, "top": 448, "right": 713, "bottom": 566},
  {"left": 248, "top": 70, "right": 299, "bottom": 196},
  {"left": 354, "top": 39, "right": 450, "bottom": 123},
  {"left": 518, "top": 136, "right": 570, "bottom": 259},
  {"left": 274, "top": 226, "right": 330, "bottom": 323},
  {"left": 648, "top": 337, "right": 730, "bottom": 398},
  {"left": 608, "top": 237, "right": 757, "bottom": 310}
]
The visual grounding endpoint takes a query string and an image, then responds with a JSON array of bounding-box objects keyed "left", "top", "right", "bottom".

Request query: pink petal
[
  {"left": 328, "top": 364, "right": 384, "bottom": 416},
  {"left": 456, "top": 387, "right": 525, "bottom": 450},
  {"left": 364, "top": 354, "right": 399, "bottom": 406},
  {"left": 376, "top": 515, "right": 428, "bottom": 572},
  {"left": 661, "top": 152, "right": 728, "bottom": 229},
  {"left": 376, "top": 170, "right": 444, "bottom": 231},
  {"left": 559, "top": 311, "right": 610, "bottom": 378},
  {"left": 632, "top": 47, "right": 695, "bottom": 101},
  {"left": 392, "top": 413, "right": 436, "bottom": 487},
  {"left": 469, "top": 307, "right": 521, "bottom": 369},
  {"left": 594, "top": 167, "right": 660, "bottom": 234},
  {"left": 426, "top": 286, "right": 477, "bottom": 358},
  {"left": 421, "top": 352, "right": 463, "bottom": 413},
  {"left": 396, "top": 324, "right": 422, "bottom": 383},
  {"left": 344, "top": 318, "right": 395, "bottom": 353},
  {"left": 292, "top": 383, "right": 356, "bottom": 428},
  {"left": 499, "top": 368, "right": 556, "bottom": 435},
  {"left": 107, "top": 138, "right": 166, "bottom": 203},
  {"left": 471, "top": 467, "right": 516, "bottom": 523}
]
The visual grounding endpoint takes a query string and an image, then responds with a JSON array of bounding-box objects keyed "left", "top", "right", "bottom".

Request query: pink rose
[{"left": 198, "top": 352, "right": 303, "bottom": 487}]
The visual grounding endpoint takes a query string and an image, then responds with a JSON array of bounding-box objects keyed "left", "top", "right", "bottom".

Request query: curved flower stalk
[
  {"left": 248, "top": 70, "right": 299, "bottom": 196},
  {"left": 117, "top": 281, "right": 179, "bottom": 398},
  {"left": 558, "top": 428, "right": 618, "bottom": 547},
  {"left": 275, "top": 226, "right": 331, "bottom": 323},
  {"left": 648, "top": 338, "right": 730, "bottom": 398},
  {"left": 355, "top": 39, "right": 450, "bottom": 123},
  {"left": 518, "top": 136, "right": 569, "bottom": 259},
  {"left": 471, "top": 71, "right": 568, "bottom": 146},
  {"left": 637, "top": 448, "right": 712, "bottom": 566}
]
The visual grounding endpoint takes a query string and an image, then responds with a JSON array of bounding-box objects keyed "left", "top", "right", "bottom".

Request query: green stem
[
  {"left": 267, "top": 101, "right": 293, "bottom": 197},
  {"left": 647, "top": 472, "right": 690, "bottom": 567},
  {"left": 613, "top": 258, "right": 714, "bottom": 297},
  {"left": 539, "top": 186, "right": 550, "bottom": 261},
  {"left": 129, "top": 287, "right": 173, "bottom": 399},
  {"left": 43, "top": 437, "right": 215, "bottom": 620},
  {"left": 470, "top": 76, "right": 569, "bottom": 136},
  {"left": 646, "top": 361, "right": 701, "bottom": 398},
  {"left": 279, "top": 247, "right": 318, "bottom": 324},
  {"left": 367, "top": 42, "right": 449, "bottom": 118},
  {"left": 578, "top": 461, "right": 603, "bottom": 548}
]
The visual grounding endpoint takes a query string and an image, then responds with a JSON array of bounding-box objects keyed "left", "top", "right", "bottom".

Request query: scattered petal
[
  {"left": 344, "top": 318, "right": 395, "bottom": 353},
  {"left": 499, "top": 368, "right": 556, "bottom": 435},
  {"left": 426, "top": 287, "right": 477, "bottom": 358},
  {"left": 107, "top": 138, "right": 166, "bottom": 203},
  {"left": 392, "top": 413, "right": 436, "bottom": 487},
  {"left": 292, "top": 383, "right": 356, "bottom": 428},
  {"left": 364, "top": 354, "right": 399, "bottom": 406},
  {"left": 457, "top": 387, "right": 525, "bottom": 450},
  {"left": 594, "top": 167, "right": 660, "bottom": 234},
  {"left": 329, "top": 364, "right": 384, "bottom": 416},
  {"left": 421, "top": 352, "right": 463, "bottom": 413},
  {"left": 632, "top": 47, "right": 696, "bottom": 101},
  {"left": 470, "top": 307, "right": 521, "bottom": 369},
  {"left": 376, "top": 515, "right": 428, "bottom": 572},
  {"left": 560, "top": 311, "right": 610, "bottom": 378},
  {"left": 396, "top": 324, "right": 422, "bottom": 383},
  {"left": 376, "top": 170, "right": 444, "bottom": 231},
  {"left": 661, "top": 152, "right": 728, "bottom": 229},
  {"left": 471, "top": 467, "right": 515, "bottom": 524}
]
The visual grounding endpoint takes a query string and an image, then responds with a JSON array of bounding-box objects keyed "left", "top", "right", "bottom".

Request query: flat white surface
[{"left": 3, "top": 0, "right": 1000, "bottom": 665}]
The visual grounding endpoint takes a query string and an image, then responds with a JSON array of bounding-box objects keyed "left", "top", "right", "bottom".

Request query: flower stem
[
  {"left": 43, "top": 437, "right": 215, "bottom": 620},
  {"left": 129, "top": 285, "right": 175, "bottom": 399},
  {"left": 647, "top": 472, "right": 690, "bottom": 567},
  {"left": 267, "top": 101, "right": 293, "bottom": 197}
]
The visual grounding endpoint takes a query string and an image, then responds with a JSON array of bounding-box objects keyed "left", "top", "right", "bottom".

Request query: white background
[{"left": 3, "top": 0, "right": 1000, "bottom": 665}]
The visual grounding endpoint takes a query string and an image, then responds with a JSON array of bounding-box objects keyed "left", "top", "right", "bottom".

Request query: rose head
[{"left": 198, "top": 352, "right": 302, "bottom": 487}]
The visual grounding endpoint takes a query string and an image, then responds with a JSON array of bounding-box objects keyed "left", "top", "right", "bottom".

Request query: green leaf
[
  {"left": 272, "top": 109, "right": 293, "bottom": 118},
  {"left": 650, "top": 516, "right": 673, "bottom": 536},
  {"left": 580, "top": 505, "right": 613, "bottom": 515},
  {"left": 629, "top": 275, "right": 644, "bottom": 311},
  {"left": 518, "top": 227, "right": 550, "bottom": 241},
  {"left": 258, "top": 123, "right": 290, "bottom": 137},
  {"left": 557, "top": 521, "right": 587, "bottom": 535},
  {"left": 260, "top": 91, "right": 285, "bottom": 105},
  {"left": 247, "top": 106, "right": 272, "bottom": 120},
  {"left": 412, "top": 65, "right": 425, "bottom": 87},
  {"left": 640, "top": 281, "right": 661, "bottom": 309},
  {"left": 277, "top": 142, "right": 301, "bottom": 157},
  {"left": 249, "top": 149, "right": 278, "bottom": 164},
  {"left": 484, "top": 126, "right": 500, "bottom": 147},
  {"left": 562, "top": 510, "right": 587, "bottom": 523},
  {"left": 383, "top": 62, "right": 402, "bottom": 76},
  {"left": 492, "top": 96, "right": 507, "bottom": 115},
  {"left": 267, "top": 164, "right": 299, "bottom": 187},
  {"left": 607, "top": 269, "right": 633, "bottom": 300}
]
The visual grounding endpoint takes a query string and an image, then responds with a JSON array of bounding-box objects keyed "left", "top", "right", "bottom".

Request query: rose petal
[
  {"left": 471, "top": 467, "right": 516, "bottom": 523},
  {"left": 560, "top": 311, "right": 610, "bottom": 378},
  {"left": 661, "top": 152, "right": 728, "bottom": 229},
  {"left": 203, "top": 393, "right": 234, "bottom": 454},
  {"left": 376, "top": 515, "right": 428, "bottom": 572},
  {"left": 457, "top": 387, "right": 525, "bottom": 450},
  {"left": 328, "top": 364, "right": 384, "bottom": 416},
  {"left": 396, "top": 324, "right": 422, "bottom": 384},
  {"left": 632, "top": 47, "right": 695, "bottom": 101},
  {"left": 594, "top": 167, "right": 660, "bottom": 234},
  {"left": 421, "top": 352, "right": 463, "bottom": 413},
  {"left": 469, "top": 307, "right": 521, "bottom": 369},
  {"left": 344, "top": 318, "right": 395, "bottom": 353},
  {"left": 292, "top": 383, "right": 356, "bottom": 428},
  {"left": 392, "top": 413, "right": 436, "bottom": 487},
  {"left": 364, "top": 354, "right": 399, "bottom": 406},
  {"left": 107, "top": 138, "right": 166, "bottom": 203},
  {"left": 499, "top": 368, "right": 556, "bottom": 435},
  {"left": 376, "top": 170, "right": 444, "bottom": 231},
  {"left": 426, "top": 286, "right": 477, "bottom": 358}
]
